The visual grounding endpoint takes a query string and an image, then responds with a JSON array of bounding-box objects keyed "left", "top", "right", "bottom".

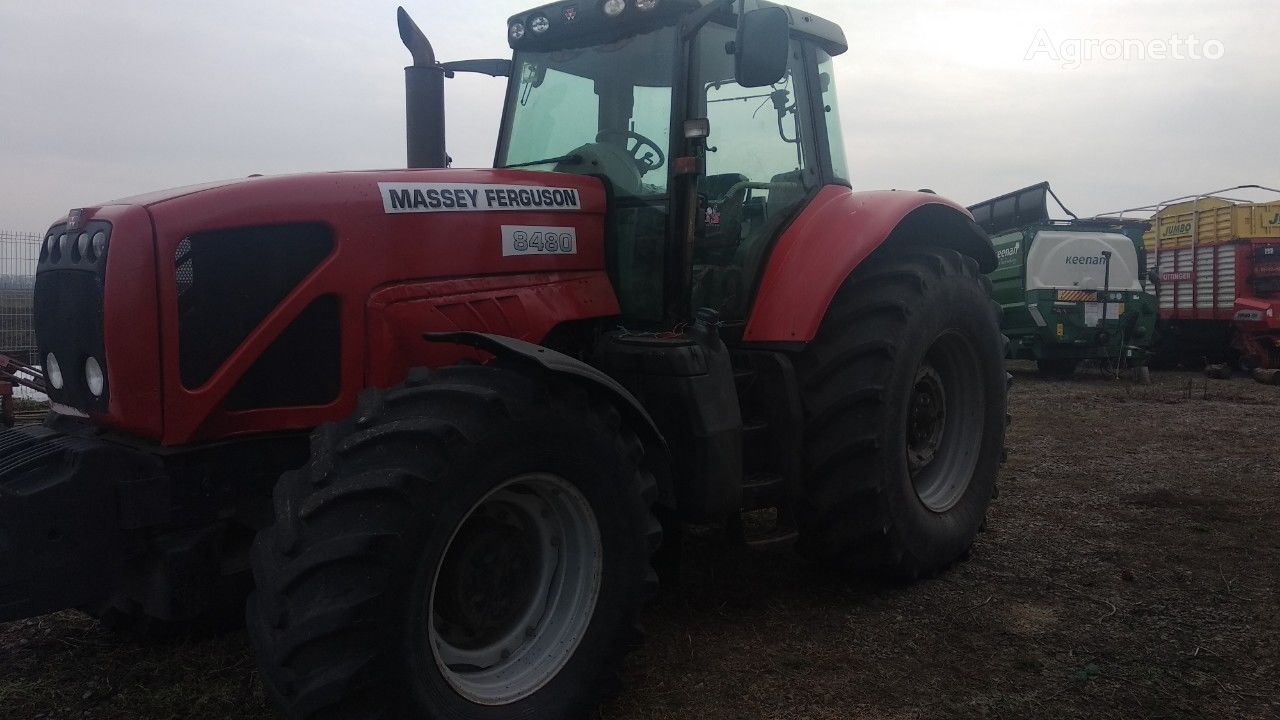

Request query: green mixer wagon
[{"left": 970, "top": 183, "right": 1158, "bottom": 378}]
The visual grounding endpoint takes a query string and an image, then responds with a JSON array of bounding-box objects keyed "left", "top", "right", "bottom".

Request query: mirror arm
[{"left": 440, "top": 59, "right": 514, "bottom": 78}]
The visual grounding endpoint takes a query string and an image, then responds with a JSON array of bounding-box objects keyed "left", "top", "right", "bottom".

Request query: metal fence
[{"left": 0, "top": 231, "right": 39, "bottom": 365}]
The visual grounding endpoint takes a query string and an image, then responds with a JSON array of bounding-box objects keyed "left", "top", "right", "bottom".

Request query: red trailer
[{"left": 1102, "top": 186, "right": 1280, "bottom": 368}]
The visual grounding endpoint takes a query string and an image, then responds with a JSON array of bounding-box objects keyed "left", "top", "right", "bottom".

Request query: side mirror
[{"left": 735, "top": 7, "right": 790, "bottom": 88}]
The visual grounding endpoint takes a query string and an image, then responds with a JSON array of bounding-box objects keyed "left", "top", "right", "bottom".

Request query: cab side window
[{"left": 692, "top": 24, "right": 818, "bottom": 320}]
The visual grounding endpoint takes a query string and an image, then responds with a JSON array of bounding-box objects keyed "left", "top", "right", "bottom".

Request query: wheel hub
[
  {"left": 435, "top": 517, "right": 537, "bottom": 650},
  {"left": 907, "top": 365, "right": 947, "bottom": 474},
  {"left": 905, "top": 332, "right": 986, "bottom": 514},
  {"left": 428, "top": 474, "right": 602, "bottom": 706}
]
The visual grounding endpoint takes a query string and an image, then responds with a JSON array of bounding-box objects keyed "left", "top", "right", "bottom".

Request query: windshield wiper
[{"left": 499, "top": 154, "right": 583, "bottom": 169}]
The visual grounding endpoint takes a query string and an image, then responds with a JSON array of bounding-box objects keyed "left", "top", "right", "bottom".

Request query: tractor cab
[{"left": 424, "top": 0, "right": 850, "bottom": 323}]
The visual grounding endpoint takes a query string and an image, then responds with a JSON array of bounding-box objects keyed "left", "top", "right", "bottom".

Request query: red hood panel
[
  {"left": 142, "top": 168, "right": 606, "bottom": 215},
  {"left": 142, "top": 168, "right": 610, "bottom": 445}
]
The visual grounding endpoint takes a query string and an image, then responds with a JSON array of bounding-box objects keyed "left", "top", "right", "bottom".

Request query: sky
[{"left": 1, "top": 0, "right": 1277, "bottom": 232}]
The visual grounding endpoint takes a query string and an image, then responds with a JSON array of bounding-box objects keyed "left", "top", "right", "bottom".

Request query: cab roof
[{"left": 507, "top": 0, "right": 847, "bottom": 56}]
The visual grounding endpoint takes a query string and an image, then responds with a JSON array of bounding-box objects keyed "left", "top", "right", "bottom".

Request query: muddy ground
[{"left": 2, "top": 367, "right": 1277, "bottom": 719}]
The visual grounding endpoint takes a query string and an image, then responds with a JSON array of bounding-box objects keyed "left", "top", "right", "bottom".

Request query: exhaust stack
[{"left": 398, "top": 7, "right": 448, "bottom": 169}]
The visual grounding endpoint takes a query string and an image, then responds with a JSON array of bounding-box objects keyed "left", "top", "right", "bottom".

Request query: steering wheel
[{"left": 596, "top": 129, "right": 666, "bottom": 175}]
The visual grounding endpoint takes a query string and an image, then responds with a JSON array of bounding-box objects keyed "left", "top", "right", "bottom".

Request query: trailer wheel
[
  {"left": 1036, "top": 358, "right": 1079, "bottom": 378},
  {"left": 794, "top": 247, "right": 1006, "bottom": 579},
  {"left": 247, "top": 365, "right": 661, "bottom": 720}
]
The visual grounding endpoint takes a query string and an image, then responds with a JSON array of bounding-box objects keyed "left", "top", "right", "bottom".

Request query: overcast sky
[{"left": 1, "top": 0, "right": 1276, "bottom": 232}]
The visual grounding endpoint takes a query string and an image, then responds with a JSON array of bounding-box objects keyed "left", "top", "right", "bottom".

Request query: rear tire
[
  {"left": 794, "top": 247, "right": 1006, "bottom": 579},
  {"left": 247, "top": 365, "right": 661, "bottom": 719}
]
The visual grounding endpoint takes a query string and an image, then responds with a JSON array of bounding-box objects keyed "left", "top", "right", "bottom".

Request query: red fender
[{"left": 743, "top": 186, "right": 995, "bottom": 344}]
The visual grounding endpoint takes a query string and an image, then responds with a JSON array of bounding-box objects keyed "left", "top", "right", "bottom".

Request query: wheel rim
[
  {"left": 907, "top": 331, "right": 985, "bottom": 513},
  {"left": 428, "top": 473, "right": 602, "bottom": 706}
]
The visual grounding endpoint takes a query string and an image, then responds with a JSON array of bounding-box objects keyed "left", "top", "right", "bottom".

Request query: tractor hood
[
  {"left": 39, "top": 168, "right": 613, "bottom": 446},
  {"left": 82, "top": 168, "right": 606, "bottom": 220}
]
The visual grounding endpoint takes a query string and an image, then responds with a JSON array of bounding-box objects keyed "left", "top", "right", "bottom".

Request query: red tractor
[{"left": 4, "top": 2, "right": 1005, "bottom": 718}]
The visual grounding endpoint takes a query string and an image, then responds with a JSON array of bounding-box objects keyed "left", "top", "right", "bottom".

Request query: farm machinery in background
[
  {"left": 0, "top": 354, "right": 45, "bottom": 427},
  {"left": 1100, "top": 185, "right": 1280, "bottom": 369},
  {"left": 0, "top": 1, "right": 1005, "bottom": 719},
  {"left": 970, "top": 182, "right": 1157, "bottom": 379}
]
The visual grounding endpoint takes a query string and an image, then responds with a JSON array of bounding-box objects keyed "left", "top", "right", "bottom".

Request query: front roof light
[
  {"left": 510, "top": 21, "right": 526, "bottom": 40},
  {"left": 77, "top": 233, "right": 90, "bottom": 261},
  {"left": 92, "top": 231, "right": 108, "bottom": 258},
  {"left": 530, "top": 14, "right": 551, "bottom": 34},
  {"left": 602, "top": 0, "right": 626, "bottom": 17},
  {"left": 636, "top": 0, "right": 659, "bottom": 10}
]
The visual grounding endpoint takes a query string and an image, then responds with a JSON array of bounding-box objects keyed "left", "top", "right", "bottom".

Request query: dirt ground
[{"left": 2, "top": 367, "right": 1277, "bottom": 719}]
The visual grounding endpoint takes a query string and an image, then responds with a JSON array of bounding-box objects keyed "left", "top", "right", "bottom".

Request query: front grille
[
  {"left": 175, "top": 223, "right": 334, "bottom": 393},
  {"left": 34, "top": 220, "right": 112, "bottom": 413},
  {"left": 225, "top": 294, "right": 342, "bottom": 411}
]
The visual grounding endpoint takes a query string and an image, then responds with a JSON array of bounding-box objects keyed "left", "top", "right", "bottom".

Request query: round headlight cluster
[
  {"left": 40, "top": 353, "right": 106, "bottom": 397},
  {"left": 510, "top": 21, "right": 525, "bottom": 40},
  {"left": 602, "top": 0, "right": 627, "bottom": 17},
  {"left": 529, "top": 14, "right": 550, "bottom": 34},
  {"left": 85, "top": 357, "right": 105, "bottom": 397},
  {"left": 46, "top": 353, "right": 64, "bottom": 390}
]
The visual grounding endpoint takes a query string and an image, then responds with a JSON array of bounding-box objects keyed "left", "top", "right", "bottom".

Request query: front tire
[
  {"left": 794, "top": 247, "right": 1006, "bottom": 579},
  {"left": 248, "top": 365, "right": 661, "bottom": 719}
]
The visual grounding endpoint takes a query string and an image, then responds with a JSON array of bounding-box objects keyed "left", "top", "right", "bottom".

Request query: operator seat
[
  {"left": 691, "top": 170, "right": 810, "bottom": 316},
  {"left": 699, "top": 173, "right": 750, "bottom": 262},
  {"left": 730, "top": 170, "right": 810, "bottom": 284}
]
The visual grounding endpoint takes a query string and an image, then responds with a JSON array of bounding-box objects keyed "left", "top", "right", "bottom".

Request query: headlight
[
  {"left": 636, "top": 0, "right": 659, "bottom": 10},
  {"left": 85, "top": 357, "right": 105, "bottom": 397},
  {"left": 77, "top": 233, "right": 91, "bottom": 260},
  {"left": 92, "top": 231, "right": 108, "bottom": 258},
  {"left": 603, "top": 0, "right": 627, "bottom": 17},
  {"left": 529, "top": 14, "right": 550, "bottom": 34},
  {"left": 46, "top": 353, "right": 64, "bottom": 390},
  {"left": 509, "top": 21, "right": 526, "bottom": 40}
]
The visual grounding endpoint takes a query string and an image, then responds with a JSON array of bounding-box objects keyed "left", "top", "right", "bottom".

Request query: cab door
[{"left": 688, "top": 25, "right": 826, "bottom": 321}]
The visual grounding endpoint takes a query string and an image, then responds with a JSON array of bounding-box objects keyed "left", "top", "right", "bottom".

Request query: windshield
[{"left": 497, "top": 25, "right": 676, "bottom": 197}]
